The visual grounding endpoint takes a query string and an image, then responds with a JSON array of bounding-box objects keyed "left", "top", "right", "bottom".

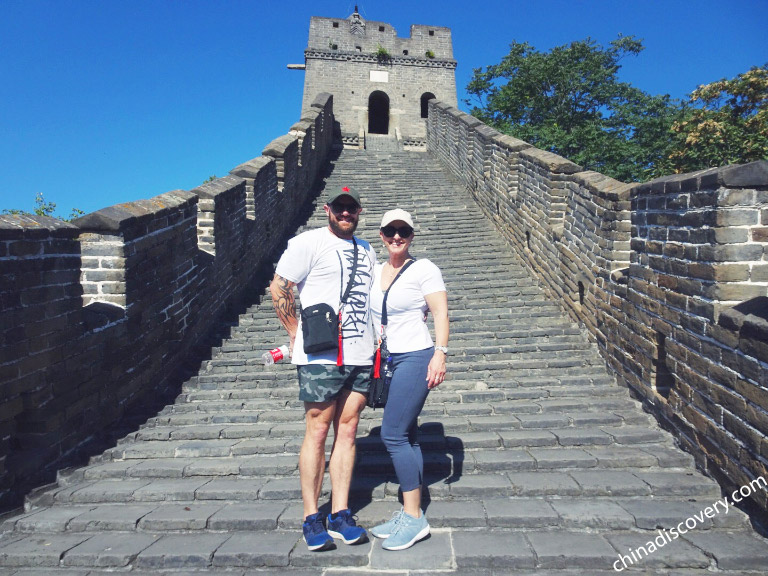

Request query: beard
[{"left": 328, "top": 214, "right": 358, "bottom": 238}]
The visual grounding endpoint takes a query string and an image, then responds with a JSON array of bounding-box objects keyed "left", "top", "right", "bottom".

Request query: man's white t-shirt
[
  {"left": 370, "top": 259, "right": 446, "bottom": 354},
  {"left": 275, "top": 227, "right": 377, "bottom": 365}
]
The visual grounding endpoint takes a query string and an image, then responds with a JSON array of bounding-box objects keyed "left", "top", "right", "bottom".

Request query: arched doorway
[
  {"left": 368, "top": 91, "right": 390, "bottom": 134},
  {"left": 420, "top": 92, "right": 436, "bottom": 118}
]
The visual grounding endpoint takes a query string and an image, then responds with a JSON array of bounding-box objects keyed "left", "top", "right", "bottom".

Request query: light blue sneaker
[
  {"left": 381, "top": 509, "right": 430, "bottom": 551},
  {"left": 370, "top": 508, "right": 404, "bottom": 539}
]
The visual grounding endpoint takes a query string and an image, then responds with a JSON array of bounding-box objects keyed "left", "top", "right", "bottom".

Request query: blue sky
[{"left": 1, "top": 0, "right": 766, "bottom": 217}]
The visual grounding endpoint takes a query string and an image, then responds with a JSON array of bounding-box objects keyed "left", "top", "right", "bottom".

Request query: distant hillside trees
[{"left": 466, "top": 37, "right": 767, "bottom": 181}]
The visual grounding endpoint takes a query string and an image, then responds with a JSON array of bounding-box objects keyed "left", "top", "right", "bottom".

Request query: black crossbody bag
[
  {"left": 367, "top": 259, "right": 415, "bottom": 409},
  {"left": 301, "top": 238, "right": 359, "bottom": 360}
]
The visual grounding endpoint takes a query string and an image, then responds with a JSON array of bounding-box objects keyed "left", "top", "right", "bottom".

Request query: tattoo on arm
[{"left": 270, "top": 274, "right": 297, "bottom": 332}]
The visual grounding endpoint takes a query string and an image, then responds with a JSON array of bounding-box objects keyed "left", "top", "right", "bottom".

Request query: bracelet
[{"left": 435, "top": 345, "right": 448, "bottom": 354}]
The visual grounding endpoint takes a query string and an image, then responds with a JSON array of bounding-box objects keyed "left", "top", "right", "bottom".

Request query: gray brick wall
[
  {"left": 0, "top": 93, "right": 337, "bottom": 511},
  {"left": 427, "top": 99, "right": 768, "bottom": 513}
]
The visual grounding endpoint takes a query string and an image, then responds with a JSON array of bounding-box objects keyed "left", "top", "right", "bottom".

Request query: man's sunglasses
[
  {"left": 330, "top": 201, "right": 361, "bottom": 214},
  {"left": 381, "top": 225, "right": 414, "bottom": 238}
]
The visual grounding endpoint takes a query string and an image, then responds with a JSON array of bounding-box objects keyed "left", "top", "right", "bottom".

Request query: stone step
[
  {"left": 59, "top": 442, "right": 694, "bottom": 487},
  {"left": 29, "top": 467, "right": 722, "bottom": 509},
  {"left": 99, "top": 425, "right": 678, "bottom": 469},
  {"left": 6, "top": 496, "right": 750, "bottom": 535},
  {"left": 175, "top": 386, "right": 635, "bottom": 407},
  {"left": 3, "top": 525, "right": 767, "bottom": 572}
]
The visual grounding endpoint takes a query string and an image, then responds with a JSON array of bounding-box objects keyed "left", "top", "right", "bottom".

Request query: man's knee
[
  {"left": 305, "top": 404, "right": 334, "bottom": 442},
  {"left": 335, "top": 412, "right": 361, "bottom": 443}
]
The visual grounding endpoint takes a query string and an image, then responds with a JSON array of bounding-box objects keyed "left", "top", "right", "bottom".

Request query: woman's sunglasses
[{"left": 381, "top": 225, "right": 414, "bottom": 238}]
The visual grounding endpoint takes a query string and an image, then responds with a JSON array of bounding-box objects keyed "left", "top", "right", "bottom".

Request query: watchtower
[{"left": 296, "top": 7, "right": 458, "bottom": 149}]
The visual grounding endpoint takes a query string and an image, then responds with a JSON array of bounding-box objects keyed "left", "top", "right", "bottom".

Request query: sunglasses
[
  {"left": 330, "top": 201, "right": 361, "bottom": 214},
  {"left": 381, "top": 225, "right": 414, "bottom": 238}
]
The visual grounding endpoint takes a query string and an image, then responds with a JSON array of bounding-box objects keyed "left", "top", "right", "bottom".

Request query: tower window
[
  {"left": 403, "top": 49, "right": 408, "bottom": 55},
  {"left": 333, "top": 22, "right": 339, "bottom": 28},
  {"left": 379, "top": 26, "right": 385, "bottom": 32},
  {"left": 429, "top": 30, "right": 435, "bottom": 36}
]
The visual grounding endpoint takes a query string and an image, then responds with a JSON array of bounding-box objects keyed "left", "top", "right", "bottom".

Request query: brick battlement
[
  {"left": 426, "top": 99, "right": 768, "bottom": 513},
  {"left": 0, "top": 93, "right": 335, "bottom": 510}
]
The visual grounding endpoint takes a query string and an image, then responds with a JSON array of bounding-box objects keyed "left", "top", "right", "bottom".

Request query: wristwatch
[{"left": 435, "top": 345, "right": 448, "bottom": 354}]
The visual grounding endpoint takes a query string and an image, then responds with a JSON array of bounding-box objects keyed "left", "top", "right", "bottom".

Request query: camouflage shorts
[{"left": 297, "top": 364, "right": 372, "bottom": 403}]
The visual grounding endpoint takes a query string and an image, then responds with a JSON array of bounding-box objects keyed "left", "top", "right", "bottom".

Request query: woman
[{"left": 369, "top": 208, "right": 449, "bottom": 551}]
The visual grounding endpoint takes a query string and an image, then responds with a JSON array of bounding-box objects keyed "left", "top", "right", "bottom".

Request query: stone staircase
[{"left": 1, "top": 149, "right": 767, "bottom": 574}]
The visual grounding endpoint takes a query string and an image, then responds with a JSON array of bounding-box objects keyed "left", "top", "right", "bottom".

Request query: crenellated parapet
[
  {"left": 0, "top": 93, "right": 337, "bottom": 511},
  {"left": 427, "top": 98, "right": 768, "bottom": 513}
]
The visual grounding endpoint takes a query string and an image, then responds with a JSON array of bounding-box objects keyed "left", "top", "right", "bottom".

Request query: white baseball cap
[{"left": 380, "top": 208, "right": 414, "bottom": 229}]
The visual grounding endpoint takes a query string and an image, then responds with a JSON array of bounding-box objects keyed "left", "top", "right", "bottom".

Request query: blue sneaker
[
  {"left": 381, "top": 510, "right": 429, "bottom": 551},
  {"left": 370, "top": 508, "right": 404, "bottom": 539},
  {"left": 327, "top": 508, "right": 368, "bottom": 544},
  {"left": 302, "top": 512, "right": 334, "bottom": 551}
]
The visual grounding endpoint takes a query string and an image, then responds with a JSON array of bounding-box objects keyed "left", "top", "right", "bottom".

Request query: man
[{"left": 270, "top": 186, "right": 376, "bottom": 551}]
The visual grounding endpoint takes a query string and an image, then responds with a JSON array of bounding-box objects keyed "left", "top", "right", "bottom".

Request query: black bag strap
[
  {"left": 340, "top": 238, "right": 359, "bottom": 306},
  {"left": 381, "top": 259, "right": 415, "bottom": 329}
]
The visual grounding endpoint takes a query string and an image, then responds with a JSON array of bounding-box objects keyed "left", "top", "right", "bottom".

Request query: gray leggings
[{"left": 380, "top": 347, "right": 434, "bottom": 492}]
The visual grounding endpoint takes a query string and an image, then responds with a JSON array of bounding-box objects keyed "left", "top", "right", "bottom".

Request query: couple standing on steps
[{"left": 269, "top": 185, "right": 450, "bottom": 552}]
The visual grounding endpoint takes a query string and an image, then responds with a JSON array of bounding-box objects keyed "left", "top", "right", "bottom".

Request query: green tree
[
  {"left": 661, "top": 65, "right": 768, "bottom": 173},
  {"left": 33, "top": 192, "right": 57, "bottom": 217},
  {"left": 2, "top": 193, "right": 83, "bottom": 221},
  {"left": 466, "top": 36, "right": 681, "bottom": 182}
]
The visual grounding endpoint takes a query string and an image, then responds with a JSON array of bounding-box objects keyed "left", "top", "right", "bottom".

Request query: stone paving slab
[
  {"left": 550, "top": 500, "right": 635, "bottom": 529},
  {"left": 452, "top": 531, "right": 534, "bottom": 569},
  {"left": 581, "top": 446, "right": 658, "bottom": 468},
  {"left": 133, "top": 533, "right": 231, "bottom": 569},
  {"left": 68, "top": 504, "right": 158, "bottom": 531},
  {"left": 681, "top": 531, "right": 768, "bottom": 571},
  {"left": 0, "top": 534, "right": 91, "bottom": 567},
  {"left": 606, "top": 533, "right": 710, "bottom": 570},
  {"left": 207, "top": 502, "right": 289, "bottom": 530},
  {"left": 137, "top": 503, "right": 224, "bottom": 531},
  {"left": 369, "top": 532, "right": 452, "bottom": 571},
  {"left": 507, "top": 472, "right": 582, "bottom": 496},
  {"left": 8, "top": 507, "right": 94, "bottom": 533},
  {"left": 133, "top": 478, "right": 213, "bottom": 501},
  {"left": 61, "top": 533, "right": 159, "bottom": 567},
  {"left": 527, "top": 531, "right": 617, "bottom": 569},
  {"left": 126, "top": 459, "right": 191, "bottom": 478},
  {"left": 194, "top": 477, "right": 264, "bottom": 500},
  {"left": 483, "top": 498, "right": 559, "bottom": 528},
  {"left": 472, "top": 449, "right": 535, "bottom": 471},
  {"left": 632, "top": 472, "right": 722, "bottom": 498},
  {"left": 528, "top": 448, "right": 597, "bottom": 469},
  {"left": 211, "top": 531, "right": 296, "bottom": 567},
  {"left": 618, "top": 499, "right": 750, "bottom": 530},
  {"left": 569, "top": 470, "right": 652, "bottom": 496},
  {"left": 290, "top": 537, "right": 370, "bottom": 568},
  {"left": 420, "top": 500, "right": 486, "bottom": 528}
]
